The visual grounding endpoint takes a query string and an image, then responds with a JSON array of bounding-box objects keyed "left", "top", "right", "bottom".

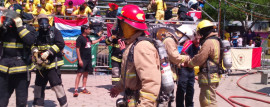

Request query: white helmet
[{"left": 176, "top": 24, "right": 196, "bottom": 44}]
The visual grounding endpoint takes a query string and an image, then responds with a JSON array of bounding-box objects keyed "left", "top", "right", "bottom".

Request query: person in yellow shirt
[
  {"left": 152, "top": 0, "right": 167, "bottom": 22},
  {"left": 45, "top": 3, "right": 54, "bottom": 14},
  {"left": 54, "top": 2, "right": 65, "bottom": 16},
  {"left": 24, "top": 0, "right": 36, "bottom": 13},
  {"left": 82, "top": 2, "right": 92, "bottom": 15},
  {"left": 4, "top": 0, "right": 14, "bottom": 8},
  {"left": 72, "top": 5, "right": 87, "bottom": 20},
  {"left": 224, "top": 30, "right": 231, "bottom": 41},
  {"left": 32, "top": 4, "right": 47, "bottom": 16}
]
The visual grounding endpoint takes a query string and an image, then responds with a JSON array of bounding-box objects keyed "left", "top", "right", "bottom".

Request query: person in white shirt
[
  {"left": 246, "top": 39, "right": 255, "bottom": 48},
  {"left": 237, "top": 35, "right": 243, "bottom": 47}
]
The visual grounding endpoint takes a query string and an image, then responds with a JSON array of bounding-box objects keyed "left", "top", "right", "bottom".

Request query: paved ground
[{"left": 7, "top": 70, "right": 270, "bottom": 107}]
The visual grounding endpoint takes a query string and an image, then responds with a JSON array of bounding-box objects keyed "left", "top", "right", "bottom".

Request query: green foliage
[{"left": 202, "top": 0, "right": 270, "bottom": 21}]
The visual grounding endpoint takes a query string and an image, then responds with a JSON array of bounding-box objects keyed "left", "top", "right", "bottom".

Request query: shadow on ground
[
  {"left": 96, "top": 85, "right": 112, "bottom": 90},
  {"left": 257, "top": 87, "right": 270, "bottom": 94},
  {"left": 27, "top": 100, "right": 57, "bottom": 107}
]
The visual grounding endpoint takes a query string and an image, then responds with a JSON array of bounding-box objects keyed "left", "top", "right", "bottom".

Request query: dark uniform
[
  {"left": 0, "top": 20, "right": 36, "bottom": 106},
  {"left": 176, "top": 40, "right": 200, "bottom": 107},
  {"left": 105, "top": 37, "right": 122, "bottom": 85},
  {"left": 32, "top": 26, "right": 67, "bottom": 107}
]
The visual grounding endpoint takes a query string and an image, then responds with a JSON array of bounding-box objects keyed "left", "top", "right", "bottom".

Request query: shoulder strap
[
  {"left": 128, "top": 36, "right": 157, "bottom": 62},
  {"left": 204, "top": 36, "right": 224, "bottom": 68},
  {"left": 49, "top": 26, "right": 55, "bottom": 45}
]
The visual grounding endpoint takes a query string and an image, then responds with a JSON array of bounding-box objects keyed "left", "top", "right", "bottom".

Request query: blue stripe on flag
[{"left": 60, "top": 30, "right": 81, "bottom": 37}]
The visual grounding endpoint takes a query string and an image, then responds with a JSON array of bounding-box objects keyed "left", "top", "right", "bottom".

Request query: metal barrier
[{"left": 94, "top": 43, "right": 112, "bottom": 73}]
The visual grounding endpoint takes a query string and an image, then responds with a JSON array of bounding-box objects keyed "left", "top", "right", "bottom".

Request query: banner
[
  {"left": 54, "top": 17, "right": 88, "bottom": 37},
  {"left": 252, "top": 47, "right": 262, "bottom": 68},
  {"left": 231, "top": 48, "right": 253, "bottom": 70}
]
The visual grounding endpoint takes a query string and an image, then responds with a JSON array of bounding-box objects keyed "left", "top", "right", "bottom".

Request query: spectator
[
  {"left": 32, "top": 4, "right": 47, "bottom": 16},
  {"left": 73, "top": 25, "right": 104, "bottom": 97},
  {"left": 237, "top": 35, "right": 243, "bottom": 47},
  {"left": 197, "top": 0, "right": 205, "bottom": 10},
  {"left": 224, "top": 30, "right": 230, "bottom": 41},
  {"left": 246, "top": 40, "right": 255, "bottom": 48},
  {"left": 65, "top": 1, "right": 77, "bottom": 20},
  {"left": 182, "top": 0, "right": 190, "bottom": 7},
  {"left": 72, "top": 5, "right": 87, "bottom": 20},
  {"left": 105, "top": 3, "right": 118, "bottom": 22},
  {"left": 153, "top": 0, "right": 167, "bottom": 23},
  {"left": 188, "top": 0, "right": 198, "bottom": 10},
  {"left": 232, "top": 32, "right": 238, "bottom": 47},
  {"left": 245, "top": 30, "right": 255, "bottom": 45},
  {"left": 254, "top": 34, "right": 262, "bottom": 47},
  {"left": 83, "top": 2, "right": 92, "bottom": 16},
  {"left": 24, "top": 0, "right": 36, "bottom": 13},
  {"left": 5, "top": 0, "right": 15, "bottom": 8},
  {"left": 88, "top": 0, "right": 99, "bottom": 16},
  {"left": 44, "top": 2, "right": 54, "bottom": 15},
  {"left": 54, "top": 2, "right": 65, "bottom": 16}
]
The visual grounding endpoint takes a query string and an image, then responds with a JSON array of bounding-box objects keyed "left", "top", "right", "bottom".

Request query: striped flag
[{"left": 54, "top": 17, "right": 88, "bottom": 37}]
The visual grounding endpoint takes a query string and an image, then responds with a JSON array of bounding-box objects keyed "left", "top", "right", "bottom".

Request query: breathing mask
[
  {"left": 38, "top": 18, "right": 50, "bottom": 32},
  {"left": 111, "top": 19, "right": 123, "bottom": 39}
]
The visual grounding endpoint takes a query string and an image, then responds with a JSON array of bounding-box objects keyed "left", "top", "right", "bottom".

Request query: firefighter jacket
[
  {"left": 114, "top": 31, "right": 161, "bottom": 107},
  {"left": 105, "top": 38, "right": 122, "bottom": 62},
  {"left": 0, "top": 24, "right": 36, "bottom": 74},
  {"left": 32, "top": 27, "right": 65, "bottom": 69},
  {"left": 188, "top": 32, "right": 221, "bottom": 84},
  {"left": 163, "top": 37, "right": 189, "bottom": 80}
]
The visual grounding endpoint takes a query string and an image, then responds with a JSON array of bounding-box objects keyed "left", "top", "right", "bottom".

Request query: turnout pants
[
  {"left": 198, "top": 73, "right": 220, "bottom": 107},
  {"left": 111, "top": 61, "right": 121, "bottom": 85},
  {"left": 33, "top": 68, "right": 67, "bottom": 107},
  {"left": 0, "top": 72, "right": 30, "bottom": 107},
  {"left": 176, "top": 68, "right": 195, "bottom": 107}
]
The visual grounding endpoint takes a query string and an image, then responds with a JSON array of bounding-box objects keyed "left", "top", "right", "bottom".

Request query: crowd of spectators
[{"left": 223, "top": 30, "right": 262, "bottom": 48}]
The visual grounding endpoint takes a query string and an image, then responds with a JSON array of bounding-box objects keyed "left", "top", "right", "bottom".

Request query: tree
[{"left": 202, "top": 0, "right": 270, "bottom": 32}]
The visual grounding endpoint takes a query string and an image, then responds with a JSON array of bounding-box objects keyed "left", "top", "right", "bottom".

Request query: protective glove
[
  {"left": 13, "top": 17, "right": 23, "bottom": 28},
  {"left": 41, "top": 51, "right": 50, "bottom": 60}
]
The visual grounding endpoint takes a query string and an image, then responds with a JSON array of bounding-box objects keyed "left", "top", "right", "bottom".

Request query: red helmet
[{"left": 117, "top": 5, "right": 147, "bottom": 30}]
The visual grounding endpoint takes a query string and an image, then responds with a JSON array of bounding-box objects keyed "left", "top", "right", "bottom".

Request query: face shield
[{"left": 38, "top": 18, "right": 50, "bottom": 32}]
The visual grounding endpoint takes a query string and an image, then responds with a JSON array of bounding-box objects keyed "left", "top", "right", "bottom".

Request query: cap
[
  {"left": 37, "top": 4, "right": 42, "bottom": 8},
  {"left": 29, "top": 0, "right": 33, "bottom": 3}
]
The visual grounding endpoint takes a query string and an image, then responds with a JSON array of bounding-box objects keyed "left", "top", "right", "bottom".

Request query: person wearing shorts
[{"left": 73, "top": 25, "right": 104, "bottom": 97}]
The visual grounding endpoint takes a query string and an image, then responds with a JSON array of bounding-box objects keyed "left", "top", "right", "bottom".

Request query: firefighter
[
  {"left": 32, "top": 14, "right": 67, "bottom": 107},
  {"left": 152, "top": 0, "right": 167, "bottom": 23},
  {"left": 0, "top": 8, "right": 36, "bottom": 106},
  {"left": 186, "top": 20, "right": 221, "bottom": 107},
  {"left": 105, "top": 35, "right": 123, "bottom": 85},
  {"left": 109, "top": 5, "right": 161, "bottom": 106},
  {"left": 154, "top": 25, "right": 190, "bottom": 107}
]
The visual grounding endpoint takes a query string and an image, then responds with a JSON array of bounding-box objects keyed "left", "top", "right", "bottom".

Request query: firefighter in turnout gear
[
  {"left": 0, "top": 9, "right": 36, "bottom": 106},
  {"left": 105, "top": 35, "right": 122, "bottom": 85},
  {"left": 109, "top": 5, "right": 161, "bottom": 107},
  {"left": 187, "top": 20, "right": 221, "bottom": 107},
  {"left": 32, "top": 14, "right": 68, "bottom": 107}
]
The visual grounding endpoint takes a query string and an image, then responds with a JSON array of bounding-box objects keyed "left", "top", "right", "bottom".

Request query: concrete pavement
[{"left": 7, "top": 70, "right": 270, "bottom": 107}]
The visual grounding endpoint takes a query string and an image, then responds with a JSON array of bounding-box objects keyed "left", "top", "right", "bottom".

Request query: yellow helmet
[{"left": 196, "top": 20, "right": 215, "bottom": 31}]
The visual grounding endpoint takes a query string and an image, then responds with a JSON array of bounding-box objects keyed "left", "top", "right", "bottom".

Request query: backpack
[{"left": 124, "top": 36, "right": 175, "bottom": 105}]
